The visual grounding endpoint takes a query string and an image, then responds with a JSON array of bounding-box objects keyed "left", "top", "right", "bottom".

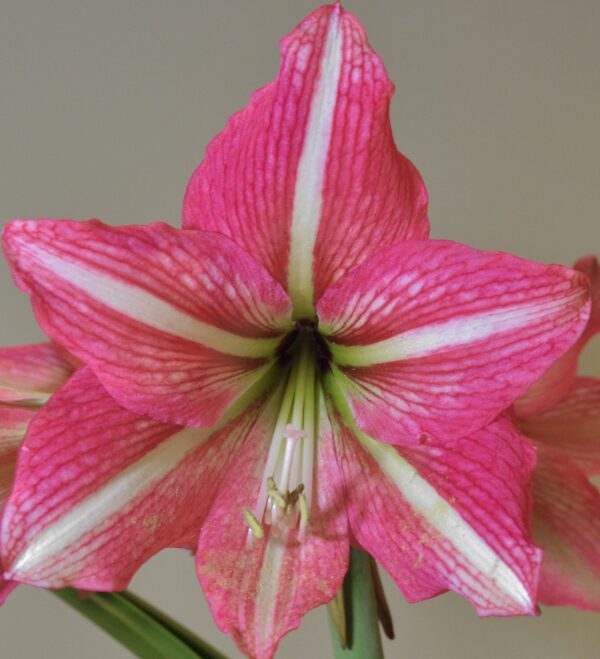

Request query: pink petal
[
  {"left": 513, "top": 343, "right": 581, "bottom": 417},
  {"left": 0, "top": 407, "right": 34, "bottom": 607},
  {"left": 0, "top": 406, "right": 33, "bottom": 606},
  {"left": 1, "top": 368, "right": 257, "bottom": 589},
  {"left": 515, "top": 255, "right": 599, "bottom": 416},
  {"left": 533, "top": 444, "right": 600, "bottom": 609},
  {"left": 197, "top": 394, "right": 348, "bottom": 659},
  {"left": 183, "top": 3, "right": 428, "bottom": 316},
  {"left": 3, "top": 219, "right": 292, "bottom": 428},
  {"left": 576, "top": 255, "right": 600, "bottom": 336},
  {"left": 319, "top": 240, "right": 590, "bottom": 444},
  {"left": 0, "top": 406, "right": 36, "bottom": 504},
  {"left": 0, "top": 342, "right": 73, "bottom": 403},
  {"left": 335, "top": 414, "right": 541, "bottom": 616},
  {"left": 0, "top": 577, "right": 18, "bottom": 606},
  {"left": 519, "top": 377, "right": 600, "bottom": 476}
]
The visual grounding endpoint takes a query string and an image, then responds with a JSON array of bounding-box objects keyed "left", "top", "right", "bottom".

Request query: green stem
[
  {"left": 329, "top": 548, "right": 385, "bottom": 659},
  {"left": 53, "top": 589, "right": 227, "bottom": 659}
]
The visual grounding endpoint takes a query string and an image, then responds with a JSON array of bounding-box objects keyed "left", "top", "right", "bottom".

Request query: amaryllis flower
[
  {"left": 0, "top": 4, "right": 592, "bottom": 658},
  {"left": 515, "top": 256, "right": 600, "bottom": 609},
  {"left": 0, "top": 343, "right": 74, "bottom": 604}
]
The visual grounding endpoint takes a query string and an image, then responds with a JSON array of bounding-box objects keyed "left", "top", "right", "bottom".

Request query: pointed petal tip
[
  {"left": 0, "top": 368, "right": 257, "bottom": 590},
  {"left": 1, "top": 219, "right": 25, "bottom": 255},
  {"left": 474, "top": 596, "right": 540, "bottom": 618},
  {"left": 322, "top": 242, "right": 592, "bottom": 445},
  {"left": 2, "top": 219, "right": 60, "bottom": 274},
  {"left": 0, "top": 578, "right": 18, "bottom": 606},
  {"left": 3, "top": 217, "right": 52, "bottom": 242},
  {"left": 185, "top": 0, "right": 427, "bottom": 299},
  {"left": 197, "top": 393, "right": 348, "bottom": 659},
  {"left": 574, "top": 268, "right": 591, "bottom": 294},
  {"left": 575, "top": 254, "right": 600, "bottom": 334},
  {"left": 575, "top": 254, "right": 599, "bottom": 276},
  {"left": 337, "top": 414, "right": 543, "bottom": 617}
]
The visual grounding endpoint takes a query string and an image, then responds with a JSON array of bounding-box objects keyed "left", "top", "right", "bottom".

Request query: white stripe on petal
[
  {"left": 287, "top": 7, "right": 343, "bottom": 318},
  {"left": 9, "top": 426, "right": 213, "bottom": 576},
  {"left": 359, "top": 432, "right": 533, "bottom": 610},
  {"left": 330, "top": 296, "right": 578, "bottom": 366},
  {"left": 255, "top": 533, "right": 287, "bottom": 649},
  {"left": 29, "top": 246, "right": 279, "bottom": 358}
]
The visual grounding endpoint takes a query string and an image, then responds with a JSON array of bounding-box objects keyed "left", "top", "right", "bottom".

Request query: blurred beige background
[{"left": 1, "top": 1, "right": 599, "bottom": 657}]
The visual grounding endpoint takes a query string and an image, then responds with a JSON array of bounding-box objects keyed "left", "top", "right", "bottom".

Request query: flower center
[
  {"left": 244, "top": 321, "right": 327, "bottom": 543},
  {"left": 275, "top": 317, "right": 332, "bottom": 373}
]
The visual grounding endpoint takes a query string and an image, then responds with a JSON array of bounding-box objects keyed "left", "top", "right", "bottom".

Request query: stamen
[
  {"left": 299, "top": 492, "right": 310, "bottom": 526},
  {"left": 300, "top": 351, "right": 316, "bottom": 524},
  {"left": 245, "top": 335, "right": 320, "bottom": 544},
  {"left": 246, "top": 371, "right": 296, "bottom": 545},
  {"left": 283, "top": 484, "right": 305, "bottom": 516},
  {"left": 277, "top": 423, "right": 306, "bottom": 507},
  {"left": 267, "top": 477, "right": 287, "bottom": 509},
  {"left": 243, "top": 507, "right": 264, "bottom": 539}
]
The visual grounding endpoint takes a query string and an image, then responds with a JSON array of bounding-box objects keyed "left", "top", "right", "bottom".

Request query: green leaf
[
  {"left": 328, "top": 548, "right": 385, "bottom": 659},
  {"left": 53, "top": 589, "right": 227, "bottom": 659},
  {"left": 121, "top": 590, "right": 227, "bottom": 658}
]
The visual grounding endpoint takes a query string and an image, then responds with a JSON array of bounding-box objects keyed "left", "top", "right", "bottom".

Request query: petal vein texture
[
  {"left": 183, "top": 4, "right": 429, "bottom": 312},
  {"left": 319, "top": 240, "right": 590, "bottom": 444},
  {"left": 336, "top": 415, "right": 541, "bottom": 616},
  {"left": 1, "top": 368, "right": 259, "bottom": 588},
  {"left": 3, "top": 219, "right": 292, "bottom": 427}
]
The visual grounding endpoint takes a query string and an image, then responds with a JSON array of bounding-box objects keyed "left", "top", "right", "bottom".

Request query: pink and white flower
[
  {"left": 0, "top": 4, "right": 592, "bottom": 658},
  {"left": 516, "top": 256, "right": 600, "bottom": 609}
]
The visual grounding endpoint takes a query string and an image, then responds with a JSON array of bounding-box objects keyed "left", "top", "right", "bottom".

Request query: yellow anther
[
  {"left": 243, "top": 507, "right": 264, "bottom": 539},
  {"left": 267, "top": 477, "right": 287, "bottom": 509},
  {"left": 299, "top": 492, "right": 310, "bottom": 526}
]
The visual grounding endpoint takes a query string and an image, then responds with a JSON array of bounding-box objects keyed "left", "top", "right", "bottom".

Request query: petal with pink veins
[
  {"left": 0, "top": 342, "right": 73, "bottom": 404},
  {"left": 515, "top": 255, "right": 599, "bottom": 416},
  {"left": 335, "top": 413, "right": 541, "bottom": 616},
  {"left": 0, "top": 406, "right": 36, "bottom": 503},
  {"left": 3, "top": 219, "right": 292, "bottom": 427},
  {"left": 519, "top": 377, "right": 600, "bottom": 476},
  {"left": 0, "top": 406, "right": 38, "bottom": 607},
  {"left": 183, "top": 3, "right": 429, "bottom": 317},
  {"left": 319, "top": 240, "right": 590, "bottom": 444},
  {"left": 533, "top": 444, "right": 600, "bottom": 609},
  {"left": 513, "top": 344, "right": 581, "bottom": 417},
  {"left": 197, "top": 391, "right": 348, "bottom": 659},
  {"left": 1, "top": 367, "right": 261, "bottom": 590},
  {"left": 576, "top": 255, "right": 600, "bottom": 337}
]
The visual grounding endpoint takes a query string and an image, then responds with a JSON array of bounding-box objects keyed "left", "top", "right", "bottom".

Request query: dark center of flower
[{"left": 276, "top": 317, "right": 332, "bottom": 373}]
